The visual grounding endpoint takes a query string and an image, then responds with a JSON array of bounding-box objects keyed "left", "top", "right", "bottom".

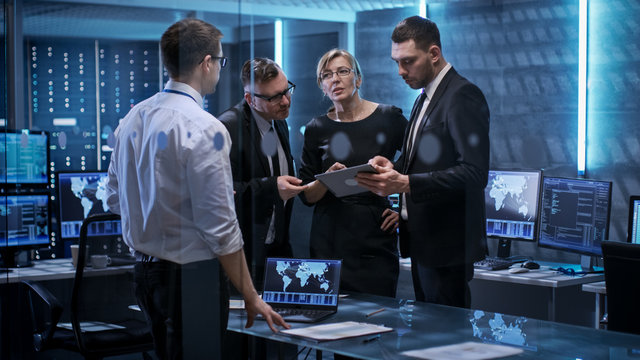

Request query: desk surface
[
  {"left": 0, "top": 258, "right": 133, "bottom": 284},
  {"left": 582, "top": 281, "right": 607, "bottom": 294},
  {"left": 228, "top": 293, "right": 640, "bottom": 359},
  {"left": 474, "top": 262, "right": 604, "bottom": 288}
]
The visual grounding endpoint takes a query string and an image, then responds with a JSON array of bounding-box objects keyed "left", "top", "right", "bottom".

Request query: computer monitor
[
  {"left": 0, "top": 193, "right": 50, "bottom": 268},
  {"left": 538, "top": 176, "right": 612, "bottom": 271},
  {"left": 627, "top": 195, "right": 640, "bottom": 244},
  {"left": 485, "top": 169, "right": 542, "bottom": 258},
  {"left": 0, "top": 130, "right": 49, "bottom": 187},
  {"left": 56, "top": 171, "right": 121, "bottom": 239}
]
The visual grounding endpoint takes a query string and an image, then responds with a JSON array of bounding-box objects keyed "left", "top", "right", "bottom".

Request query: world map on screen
[
  {"left": 487, "top": 173, "right": 538, "bottom": 221},
  {"left": 274, "top": 260, "right": 333, "bottom": 293},
  {"left": 70, "top": 175, "right": 109, "bottom": 219}
]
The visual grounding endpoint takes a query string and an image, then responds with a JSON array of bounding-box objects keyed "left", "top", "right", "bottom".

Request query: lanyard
[{"left": 162, "top": 89, "right": 198, "bottom": 104}]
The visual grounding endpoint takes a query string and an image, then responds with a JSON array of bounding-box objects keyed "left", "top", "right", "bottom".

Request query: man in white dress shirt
[{"left": 106, "top": 18, "right": 288, "bottom": 359}]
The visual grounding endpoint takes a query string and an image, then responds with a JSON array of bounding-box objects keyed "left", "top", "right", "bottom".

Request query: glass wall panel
[{"left": 2, "top": 0, "right": 640, "bottom": 357}]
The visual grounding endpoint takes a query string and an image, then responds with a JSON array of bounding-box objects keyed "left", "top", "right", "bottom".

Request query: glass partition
[{"left": 2, "top": 0, "right": 640, "bottom": 358}]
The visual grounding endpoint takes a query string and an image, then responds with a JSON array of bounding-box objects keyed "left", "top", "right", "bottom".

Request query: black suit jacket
[
  {"left": 397, "top": 67, "right": 490, "bottom": 267},
  {"left": 218, "top": 100, "right": 295, "bottom": 273}
]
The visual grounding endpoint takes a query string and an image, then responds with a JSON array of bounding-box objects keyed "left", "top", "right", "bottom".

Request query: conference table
[{"left": 228, "top": 292, "right": 640, "bottom": 359}]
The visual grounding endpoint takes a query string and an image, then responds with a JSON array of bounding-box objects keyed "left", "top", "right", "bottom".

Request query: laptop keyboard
[
  {"left": 274, "top": 308, "right": 333, "bottom": 318},
  {"left": 474, "top": 258, "right": 513, "bottom": 271}
]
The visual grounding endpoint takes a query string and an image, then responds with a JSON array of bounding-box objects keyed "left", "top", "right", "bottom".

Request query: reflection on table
[{"left": 228, "top": 292, "right": 640, "bottom": 359}]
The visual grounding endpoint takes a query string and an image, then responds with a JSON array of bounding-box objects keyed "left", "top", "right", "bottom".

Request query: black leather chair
[
  {"left": 601, "top": 240, "right": 640, "bottom": 335},
  {"left": 23, "top": 213, "right": 154, "bottom": 359}
]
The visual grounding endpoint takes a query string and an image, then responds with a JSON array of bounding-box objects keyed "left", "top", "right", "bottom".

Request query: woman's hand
[
  {"left": 380, "top": 208, "right": 399, "bottom": 232},
  {"left": 326, "top": 162, "right": 346, "bottom": 173}
]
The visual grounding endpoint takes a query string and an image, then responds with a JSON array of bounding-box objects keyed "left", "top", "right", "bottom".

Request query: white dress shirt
[
  {"left": 106, "top": 80, "right": 243, "bottom": 264},
  {"left": 401, "top": 63, "right": 452, "bottom": 220},
  {"left": 251, "top": 108, "right": 288, "bottom": 245}
]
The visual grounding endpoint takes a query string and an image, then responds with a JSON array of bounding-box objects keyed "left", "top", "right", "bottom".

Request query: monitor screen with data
[
  {"left": 0, "top": 194, "right": 50, "bottom": 248},
  {"left": 56, "top": 171, "right": 121, "bottom": 239},
  {"left": 485, "top": 169, "right": 542, "bottom": 241},
  {"left": 538, "top": 176, "right": 612, "bottom": 256},
  {"left": 0, "top": 130, "right": 49, "bottom": 186},
  {"left": 628, "top": 196, "right": 640, "bottom": 244}
]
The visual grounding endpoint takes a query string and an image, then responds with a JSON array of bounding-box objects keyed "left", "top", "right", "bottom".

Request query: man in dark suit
[
  {"left": 357, "top": 16, "right": 489, "bottom": 308},
  {"left": 218, "top": 58, "right": 306, "bottom": 289}
]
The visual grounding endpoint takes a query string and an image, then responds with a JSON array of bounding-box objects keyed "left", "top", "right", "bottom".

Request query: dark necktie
[
  {"left": 269, "top": 124, "right": 285, "bottom": 245},
  {"left": 406, "top": 91, "right": 428, "bottom": 160},
  {"left": 269, "top": 126, "right": 281, "bottom": 177}
]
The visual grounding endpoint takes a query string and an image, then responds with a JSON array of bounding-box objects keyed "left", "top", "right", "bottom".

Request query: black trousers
[
  {"left": 411, "top": 260, "right": 474, "bottom": 308},
  {"left": 134, "top": 258, "right": 229, "bottom": 360}
]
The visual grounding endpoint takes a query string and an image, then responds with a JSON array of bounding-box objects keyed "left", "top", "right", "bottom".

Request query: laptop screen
[{"left": 262, "top": 258, "right": 341, "bottom": 307}]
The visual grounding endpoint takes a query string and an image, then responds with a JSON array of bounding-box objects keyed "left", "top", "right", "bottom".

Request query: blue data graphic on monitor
[
  {"left": 57, "top": 171, "right": 121, "bottom": 239},
  {"left": 0, "top": 131, "right": 49, "bottom": 184},
  {"left": 538, "top": 177, "right": 611, "bottom": 256},
  {"left": 485, "top": 170, "right": 541, "bottom": 240},
  {"left": 262, "top": 259, "right": 341, "bottom": 306},
  {"left": 0, "top": 194, "right": 50, "bottom": 247},
  {"left": 629, "top": 197, "right": 640, "bottom": 244}
]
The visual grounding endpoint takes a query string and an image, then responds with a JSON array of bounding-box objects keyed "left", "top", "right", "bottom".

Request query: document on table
[
  {"left": 401, "top": 341, "right": 523, "bottom": 360},
  {"left": 281, "top": 321, "right": 393, "bottom": 341},
  {"left": 229, "top": 299, "right": 245, "bottom": 309}
]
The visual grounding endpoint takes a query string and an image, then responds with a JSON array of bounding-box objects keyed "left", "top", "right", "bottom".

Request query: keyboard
[
  {"left": 474, "top": 258, "right": 513, "bottom": 271},
  {"left": 270, "top": 308, "right": 336, "bottom": 323}
]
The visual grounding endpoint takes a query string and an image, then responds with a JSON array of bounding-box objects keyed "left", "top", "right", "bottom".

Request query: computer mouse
[
  {"left": 508, "top": 267, "right": 529, "bottom": 274},
  {"left": 522, "top": 260, "right": 540, "bottom": 269}
]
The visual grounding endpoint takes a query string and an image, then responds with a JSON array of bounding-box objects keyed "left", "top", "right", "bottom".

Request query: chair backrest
[
  {"left": 601, "top": 240, "right": 640, "bottom": 335},
  {"left": 71, "top": 213, "right": 153, "bottom": 358},
  {"left": 21, "top": 280, "right": 72, "bottom": 352}
]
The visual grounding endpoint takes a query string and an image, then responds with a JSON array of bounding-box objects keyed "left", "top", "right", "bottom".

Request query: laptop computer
[
  {"left": 261, "top": 257, "right": 342, "bottom": 323},
  {"left": 628, "top": 195, "right": 640, "bottom": 244}
]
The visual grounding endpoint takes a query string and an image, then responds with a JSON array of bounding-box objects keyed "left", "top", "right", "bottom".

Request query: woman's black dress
[{"left": 299, "top": 104, "right": 407, "bottom": 297}]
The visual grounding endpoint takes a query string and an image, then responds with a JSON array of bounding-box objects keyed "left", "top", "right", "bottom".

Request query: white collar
[{"left": 423, "top": 62, "right": 452, "bottom": 101}]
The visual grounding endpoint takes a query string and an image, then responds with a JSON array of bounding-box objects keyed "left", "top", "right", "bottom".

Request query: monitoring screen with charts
[
  {"left": 538, "top": 177, "right": 612, "bottom": 256},
  {"left": 485, "top": 169, "right": 542, "bottom": 241},
  {"left": 0, "top": 194, "right": 50, "bottom": 248},
  {"left": 57, "top": 171, "right": 121, "bottom": 239},
  {"left": 628, "top": 196, "right": 640, "bottom": 244},
  {"left": 0, "top": 131, "right": 49, "bottom": 185}
]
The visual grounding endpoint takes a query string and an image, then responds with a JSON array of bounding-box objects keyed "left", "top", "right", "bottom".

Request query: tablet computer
[{"left": 314, "top": 164, "right": 378, "bottom": 197}]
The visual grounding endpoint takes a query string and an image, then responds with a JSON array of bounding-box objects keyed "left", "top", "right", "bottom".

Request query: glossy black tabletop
[{"left": 228, "top": 293, "right": 640, "bottom": 359}]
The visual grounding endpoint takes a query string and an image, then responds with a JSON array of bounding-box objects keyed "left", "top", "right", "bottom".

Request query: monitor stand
[
  {"left": 496, "top": 239, "right": 512, "bottom": 258},
  {"left": 580, "top": 255, "right": 596, "bottom": 272}
]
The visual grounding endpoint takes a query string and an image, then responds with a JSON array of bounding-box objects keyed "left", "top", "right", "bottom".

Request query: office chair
[
  {"left": 601, "top": 240, "right": 640, "bottom": 335},
  {"left": 22, "top": 280, "right": 78, "bottom": 353},
  {"left": 22, "top": 213, "right": 154, "bottom": 359},
  {"left": 70, "top": 213, "right": 154, "bottom": 359}
]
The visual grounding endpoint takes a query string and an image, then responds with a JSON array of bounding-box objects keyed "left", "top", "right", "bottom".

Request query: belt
[{"left": 134, "top": 251, "right": 163, "bottom": 263}]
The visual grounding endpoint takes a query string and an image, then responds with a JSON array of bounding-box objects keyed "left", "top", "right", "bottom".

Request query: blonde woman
[{"left": 299, "top": 49, "right": 407, "bottom": 297}]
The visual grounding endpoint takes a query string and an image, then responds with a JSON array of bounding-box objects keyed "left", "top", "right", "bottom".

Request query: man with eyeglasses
[
  {"left": 218, "top": 57, "right": 304, "bottom": 359},
  {"left": 219, "top": 58, "right": 306, "bottom": 289},
  {"left": 106, "top": 20, "right": 288, "bottom": 359}
]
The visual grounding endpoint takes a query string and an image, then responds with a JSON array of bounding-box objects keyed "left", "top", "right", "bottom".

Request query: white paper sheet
[
  {"left": 281, "top": 321, "right": 392, "bottom": 341},
  {"left": 401, "top": 341, "right": 523, "bottom": 360}
]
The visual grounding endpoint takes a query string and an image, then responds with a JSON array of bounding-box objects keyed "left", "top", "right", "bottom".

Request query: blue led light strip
[{"left": 577, "top": 0, "right": 588, "bottom": 176}]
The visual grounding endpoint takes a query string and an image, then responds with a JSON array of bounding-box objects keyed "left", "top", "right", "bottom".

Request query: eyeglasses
[
  {"left": 253, "top": 81, "right": 296, "bottom": 103},
  {"left": 201, "top": 55, "right": 227, "bottom": 68},
  {"left": 211, "top": 56, "right": 227, "bottom": 68},
  {"left": 320, "top": 68, "right": 354, "bottom": 81}
]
